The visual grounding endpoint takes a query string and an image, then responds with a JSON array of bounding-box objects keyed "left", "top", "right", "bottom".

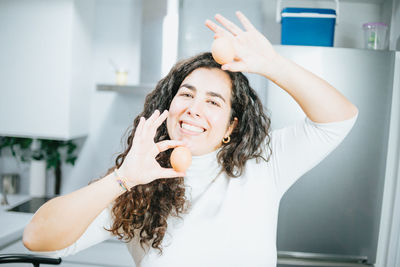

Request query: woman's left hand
[{"left": 205, "top": 11, "right": 280, "bottom": 78}]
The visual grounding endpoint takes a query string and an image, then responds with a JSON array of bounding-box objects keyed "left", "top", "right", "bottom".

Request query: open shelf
[{"left": 96, "top": 84, "right": 155, "bottom": 95}]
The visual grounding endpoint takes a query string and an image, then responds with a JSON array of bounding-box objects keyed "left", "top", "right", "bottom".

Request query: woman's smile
[{"left": 179, "top": 120, "right": 206, "bottom": 135}]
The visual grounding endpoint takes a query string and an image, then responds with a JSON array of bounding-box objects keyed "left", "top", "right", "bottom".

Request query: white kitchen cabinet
[{"left": 0, "top": 0, "right": 94, "bottom": 140}]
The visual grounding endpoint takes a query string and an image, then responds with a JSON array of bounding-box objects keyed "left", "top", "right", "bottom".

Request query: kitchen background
[{"left": 0, "top": 0, "right": 399, "bottom": 266}]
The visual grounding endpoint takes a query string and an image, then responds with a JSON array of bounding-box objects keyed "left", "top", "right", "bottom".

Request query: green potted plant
[
  {"left": 0, "top": 136, "right": 78, "bottom": 195},
  {"left": 0, "top": 137, "right": 33, "bottom": 163},
  {"left": 37, "top": 139, "right": 78, "bottom": 195}
]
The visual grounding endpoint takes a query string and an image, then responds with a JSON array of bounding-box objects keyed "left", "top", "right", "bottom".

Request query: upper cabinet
[
  {"left": 0, "top": 0, "right": 94, "bottom": 140},
  {"left": 179, "top": 0, "right": 399, "bottom": 57}
]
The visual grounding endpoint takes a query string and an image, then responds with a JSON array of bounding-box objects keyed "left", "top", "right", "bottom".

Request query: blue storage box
[{"left": 281, "top": 7, "right": 336, "bottom": 46}]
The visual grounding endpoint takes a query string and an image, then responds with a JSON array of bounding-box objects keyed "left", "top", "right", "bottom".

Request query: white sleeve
[
  {"left": 269, "top": 113, "right": 358, "bottom": 198},
  {"left": 35, "top": 206, "right": 114, "bottom": 258}
]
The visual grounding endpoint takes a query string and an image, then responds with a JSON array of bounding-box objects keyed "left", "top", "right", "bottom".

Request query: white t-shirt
[{"left": 41, "top": 114, "right": 358, "bottom": 267}]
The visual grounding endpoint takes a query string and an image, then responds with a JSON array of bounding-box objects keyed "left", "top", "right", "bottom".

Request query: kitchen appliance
[
  {"left": 8, "top": 197, "right": 52, "bottom": 213},
  {"left": 264, "top": 46, "right": 397, "bottom": 266}
]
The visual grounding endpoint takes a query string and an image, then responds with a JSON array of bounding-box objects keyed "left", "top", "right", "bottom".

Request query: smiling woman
[
  {"left": 23, "top": 11, "right": 358, "bottom": 267},
  {"left": 104, "top": 52, "right": 271, "bottom": 258}
]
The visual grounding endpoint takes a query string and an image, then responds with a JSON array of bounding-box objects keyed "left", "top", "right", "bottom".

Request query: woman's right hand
[
  {"left": 117, "top": 109, "right": 186, "bottom": 186},
  {"left": 22, "top": 111, "right": 181, "bottom": 251},
  {"left": 205, "top": 11, "right": 279, "bottom": 78}
]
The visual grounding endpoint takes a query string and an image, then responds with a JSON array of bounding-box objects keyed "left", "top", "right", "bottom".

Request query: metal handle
[
  {"left": 277, "top": 251, "right": 372, "bottom": 266},
  {"left": 276, "top": 0, "right": 339, "bottom": 25},
  {"left": 0, "top": 254, "right": 62, "bottom": 265}
]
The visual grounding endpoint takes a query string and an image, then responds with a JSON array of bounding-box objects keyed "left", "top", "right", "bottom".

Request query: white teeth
[{"left": 181, "top": 122, "right": 204, "bottom": 133}]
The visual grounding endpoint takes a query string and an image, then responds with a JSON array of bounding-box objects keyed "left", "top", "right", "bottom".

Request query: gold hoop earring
[{"left": 222, "top": 136, "right": 230, "bottom": 144}]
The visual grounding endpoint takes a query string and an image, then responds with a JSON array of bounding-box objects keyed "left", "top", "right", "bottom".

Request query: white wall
[
  {"left": 62, "top": 0, "right": 144, "bottom": 193},
  {"left": 179, "top": 0, "right": 264, "bottom": 58},
  {"left": 69, "top": 1, "right": 96, "bottom": 139}
]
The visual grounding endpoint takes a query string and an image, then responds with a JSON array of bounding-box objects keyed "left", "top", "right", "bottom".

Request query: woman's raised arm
[{"left": 205, "top": 11, "right": 358, "bottom": 123}]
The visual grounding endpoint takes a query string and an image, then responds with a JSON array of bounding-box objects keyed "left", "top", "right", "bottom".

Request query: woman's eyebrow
[
  {"left": 180, "top": 83, "right": 196, "bottom": 91},
  {"left": 207, "top": 91, "right": 226, "bottom": 103},
  {"left": 180, "top": 83, "right": 226, "bottom": 103}
]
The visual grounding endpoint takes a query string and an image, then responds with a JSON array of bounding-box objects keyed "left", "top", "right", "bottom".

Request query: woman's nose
[{"left": 187, "top": 100, "right": 203, "bottom": 117}]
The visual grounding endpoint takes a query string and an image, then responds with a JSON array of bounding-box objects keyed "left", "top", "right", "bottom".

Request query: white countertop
[{"left": 0, "top": 194, "right": 34, "bottom": 249}]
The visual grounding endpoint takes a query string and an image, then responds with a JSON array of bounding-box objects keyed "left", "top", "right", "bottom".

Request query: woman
[{"left": 23, "top": 11, "right": 358, "bottom": 267}]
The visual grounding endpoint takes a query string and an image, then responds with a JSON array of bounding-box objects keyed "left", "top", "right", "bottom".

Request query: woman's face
[{"left": 167, "top": 67, "right": 237, "bottom": 156}]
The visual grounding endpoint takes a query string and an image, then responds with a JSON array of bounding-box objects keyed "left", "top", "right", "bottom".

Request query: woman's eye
[
  {"left": 180, "top": 93, "right": 193, "bottom": 98},
  {"left": 208, "top": 100, "right": 220, "bottom": 107}
]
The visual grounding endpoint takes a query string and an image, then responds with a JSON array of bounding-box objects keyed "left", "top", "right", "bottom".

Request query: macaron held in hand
[
  {"left": 170, "top": 146, "right": 192, "bottom": 172},
  {"left": 211, "top": 36, "right": 235, "bottom": 65}
]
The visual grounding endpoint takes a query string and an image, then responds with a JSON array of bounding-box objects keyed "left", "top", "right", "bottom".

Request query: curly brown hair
[{"left": 105, "top": 52, "right": 271, "bottom": 253}]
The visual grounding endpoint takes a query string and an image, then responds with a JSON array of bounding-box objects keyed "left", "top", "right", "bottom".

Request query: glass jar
[{"left": 362, "top": 22, "right": 388, "bottom": 50}]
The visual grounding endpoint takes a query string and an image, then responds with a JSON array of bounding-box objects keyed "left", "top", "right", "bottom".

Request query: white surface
[{"left": 0, "top": 194, "right": 32, "bottom": 248}]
